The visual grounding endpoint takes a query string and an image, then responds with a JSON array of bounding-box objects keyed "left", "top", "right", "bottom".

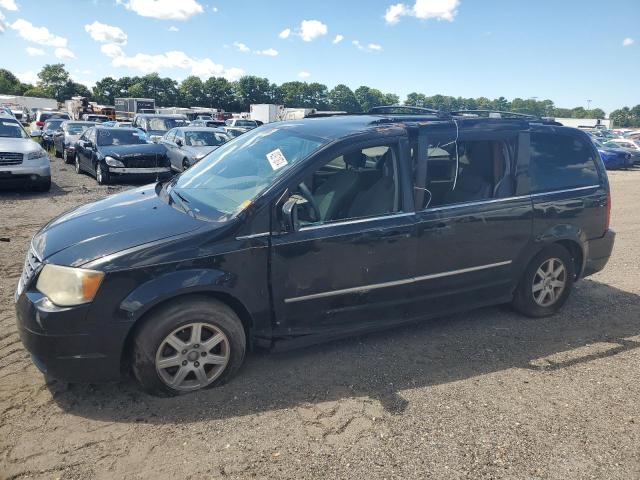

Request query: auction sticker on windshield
[{"left": 266, "top": 148, "right": 288, "bottom": 170}]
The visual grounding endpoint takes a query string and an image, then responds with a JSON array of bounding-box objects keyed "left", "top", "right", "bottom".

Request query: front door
[{"left": 270, "top": 137, "right": 418, "bottom": 337}]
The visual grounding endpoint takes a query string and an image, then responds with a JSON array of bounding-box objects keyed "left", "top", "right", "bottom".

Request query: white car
[
  {"left": 225, "top": 118, "right": 258, "bottom": 130},
  {"left": 29, "top": 110, "right": 70, "bottom": 137},
  {"left": 605, "top": 138, "right": 640, "bottom": 152},
  {"left": 0, "top": 114, "right": 51, "bottom": 191}
]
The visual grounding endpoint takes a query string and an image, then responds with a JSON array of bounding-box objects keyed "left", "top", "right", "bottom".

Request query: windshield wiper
[{"left": 169, "top": 189, "right": 198, "bottom": 219}]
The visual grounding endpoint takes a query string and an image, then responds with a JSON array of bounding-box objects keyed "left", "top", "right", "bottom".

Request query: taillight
[
  {"left": 605, "top": 190, "right": 611, "bottom": 232},
  {"left": 36, "top": 121, "right": 44, "bottom": 127}
]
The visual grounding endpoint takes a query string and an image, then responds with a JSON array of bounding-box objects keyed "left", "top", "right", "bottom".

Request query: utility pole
[{"left": 587, "top": 99, "right": 592, "bottom": 111}]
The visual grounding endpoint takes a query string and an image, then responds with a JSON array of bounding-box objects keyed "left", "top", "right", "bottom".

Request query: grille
[
  {"left": 122, "top": 155, "right": 170, "bottom": 168},
  {"left": 15, "top": 246, "right": 42, "bottom": 300},
  {"left": 0, "top": 152, "right": 23, "bottom": 166}
]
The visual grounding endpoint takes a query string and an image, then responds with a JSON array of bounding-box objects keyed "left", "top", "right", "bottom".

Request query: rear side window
[{"left": 529, "top": 133, "right": 599, "bottom": 193}]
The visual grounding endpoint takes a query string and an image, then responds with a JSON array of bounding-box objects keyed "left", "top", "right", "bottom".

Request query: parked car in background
[
  {"left": 29, "top": 111, "right": 70, "bottom": 137},
  {"left": 114, "top": 121, "right": 133, "bottom": 128},
  {"left": 592, "top": 138, "right": 633, "bottom": 169},
  {"left": 132, "top": 114, "right": 189, "bottom": 143},
  {"left": 225, "top": 118, "right": 259, "bottom": 130},
  {"left": 190, "top": 119, "right": 226, "bottom": 128},
  {"left": 603, "top": 138, "right": 640, "bottom": 164},
  {"left": 195, "top": 115, "right": 213, "bottom": 120},
  {"left": 73, "top": 126, "right": 171, "bottom": 185},
  {"left": 0, "top": 113, "right": 50, "bottom": 191},
  {"left": 40, "top": 118, "right": 67, "bottom": 150},
  {"left": 217, "top": 126, "right": 247, "bottom": 138},
  {"left": 81, "top": 114, "right": 110, "bottom": 123},
  {"left": 14, "top": 110, "right": 615, "bottom": 395},
  {"left": 101, "top": 121, "right": 118, "bottom": 127},
  {"left": 161, "top": 127, "right": 230, "bottom": 171},
  {"left": 52, "top": 121, "right": 95, "bottom": 163}
]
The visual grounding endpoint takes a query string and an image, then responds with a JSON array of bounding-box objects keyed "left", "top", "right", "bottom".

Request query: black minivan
[{"left": 15, "top": 108, "right": 615, "bottom": 396}]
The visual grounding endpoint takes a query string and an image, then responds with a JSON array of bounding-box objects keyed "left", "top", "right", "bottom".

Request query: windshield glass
[
  {"left": 0, "top": 120, "right": 29, "bottom": 138},
  {"left": 148, "top": 117, "right": 188, "bottom": 132},
  {"left": 43, "top": 119, "right": 64, "bottom": 130},
  {"left": 41, "top": 113, "right": 69, "bottom": 122},
  {"left": 185, "top": 130, "right": 227, "bottom": 147},
  {"left": 97, "top": 128, "right": 148, "bottom": 146},
  {"left": 66, "top": 122, "right": 93, "bottom": 134},
  {"left": 171, "top": 126, "right": 327, "bottom": 220},
  {"left": 234, "top": 120, "right": 257, "bottom": 127}
]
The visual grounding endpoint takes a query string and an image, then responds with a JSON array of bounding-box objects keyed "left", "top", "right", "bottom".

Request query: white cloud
[
  {"left": 255, "top": 48, "right": 278, "bottom": 56},
  {"left": 279, "top": 28, "right": 291, "bottom": 39},
  {"left": 84, "top": 21, "right": 127, "bottom": 45},
  {"left": 0, "top": 12, "right": 5, "bottom": 33},
  {"left": 212, "top": 6, "right": 218, "bottom": 13},
  {"left": 0, "top": 0, "right": 18, "bottom": 11},
  {"left": 101, "top": 45, "right": 244, "bottom": 81},
  {"left": 116, "top": 0, "right": 204, "bottom": 20},
  {"left": 168, "top": 25, "right": 179, "bottom": 32},
  {"left": 16, "top": 70, "right": 37, "bottom": 84},
  {"left": 26, "top": 46, "right": 44, "bottom": 56},
  {"left": 10, "top": 18, "right": 67, "bottom": 47},
  {"left": 54, "top": 47, "right": 76, "bottom": 60},
  {"left": 298, "top": 71, "right": 311, "bottom": 79},
  {"left": 623, "top": 37, "right": 634, "bottom": 47},
  {"left": 353, "top": 40, "right": 382, "bottom": 52},
  {"left": 233, "top": 41, "right": 250, "bottom": 53},
  {"left": 385, "top": 0, "right": 459, "bottom": 25},
  {"left": 299, "top": 19, "right": 327, "bottom": 42},
  {"left": 333, "top": 34, "right": 344, "bottom": 44}
]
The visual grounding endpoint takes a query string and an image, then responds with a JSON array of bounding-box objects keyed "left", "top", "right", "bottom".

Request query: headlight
[
  {"left": 105, "top": 156, "right": 125, "bottom": 167},
  {"left": 36, "top": 264, "right": 104, "bottom": 306},
  {"left": 26, "top": 149, "right": 47, "bottom": 160}
]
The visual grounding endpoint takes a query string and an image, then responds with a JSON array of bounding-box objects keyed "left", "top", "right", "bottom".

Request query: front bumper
[
  {"left": 15, "top": 290, "right": 128, "bottom": 382},
  {"left": 108, "top": 166, "right": 171, "bottom": 174},
  {"left": 0, "top": 158, "right": 51, "bottom": 186},
  {"left": 583, "top": 229, "right": 616, "bottom": 278}
]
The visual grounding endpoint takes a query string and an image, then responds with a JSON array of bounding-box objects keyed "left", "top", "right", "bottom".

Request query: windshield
[
  {"left": 234, "top": 120, "right": 257, "bottom": 127},
  {"left": 0, "top": 120, "right": 29, "bottom": 138},
  {"left": 97, "top": 128, "right": 148, "bottom": 146},
  {"left": 185, "top": 130, "right": 227, "bottom": 147},
  {"left": 148, "top": 117, "right": 188, "bottom": 132},
  {"left": 66, "top": 122, "right": 93, "bottom": 134},
  {"left": 44, "top": 120, "right": 64, "bottom": 130},
  {"left": 41, "top": 113, "right": 69, "bottom": 121},
  {"left": 171, "top": 126, "right": 327, "bottom": 220}
]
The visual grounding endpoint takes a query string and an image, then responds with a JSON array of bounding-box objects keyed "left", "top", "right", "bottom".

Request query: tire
[
  {"left": 63, "top": 149, "right": 73, "bottom": 164},
  {"left": 96, "top": 162, "right": 110, "bottom": 185},
  {"left": 34, "top": 178, "right": 51, "bottom": 192},
  {"left": 182, "top": 158, "right": 190, "bottom": 171},
  {"left": 54, "top": 146, "right": 62, "bottom": 158},
  {"left": 131, "top": 297, "right": 246, "bottom": 396},
  {"left": 75, "top": 156, "right": 82, "bottom": 174},
  {"left": 512, "top": 244, "right": 575, "bottom": 318}
]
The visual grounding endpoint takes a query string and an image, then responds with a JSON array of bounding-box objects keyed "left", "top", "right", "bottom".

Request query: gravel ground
[{"left": 1, "top": 157, "right": 639, "bottom": 480}]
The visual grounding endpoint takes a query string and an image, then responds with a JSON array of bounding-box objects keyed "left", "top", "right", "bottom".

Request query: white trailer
[
  {"left": 554, "top": 117, "right": 612, "bottom": 129},
  {"left": 250, "top": 104, "right": 283, "bottom": 124},
  {"left": 278, "top": 108, "right": 316, "bottom": 121},
  {"left": 0, "top": 95, "right": 57, "bottom": 112}
]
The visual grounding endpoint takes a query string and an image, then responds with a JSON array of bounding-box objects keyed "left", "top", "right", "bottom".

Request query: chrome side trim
[
  {"left": 284, "top": 260, "right": 512, "bottom": 304},
  {"left": 424, "top": 195, "right": 530, "bottom": 212},
  {"left": 236, "top": 232, "right": 270, "bottom": 240},
  {"left": 530, "top": 185, "right": 600, "bottom": 198},
  {"left": 299, "top": 212, "right": 414, "bottom": 232}
]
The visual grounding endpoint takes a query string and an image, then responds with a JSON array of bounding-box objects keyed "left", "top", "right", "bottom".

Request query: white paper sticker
[{"left": 266, "top": 148, "right": 288, "bottom": 170}]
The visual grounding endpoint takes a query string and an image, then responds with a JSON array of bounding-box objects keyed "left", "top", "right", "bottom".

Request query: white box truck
[{"left": 250, "top": 104, "right": 282, "bottom": 124}]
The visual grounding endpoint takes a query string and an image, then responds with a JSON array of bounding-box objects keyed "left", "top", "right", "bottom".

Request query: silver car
[
  {"left": 0, "top": 114, "right": 51, "bottom": 191},
  {"left": 52, "top": 121, "right": 95, "bottom": 163},
  {"left": 160, "top": 127, "right": 230, "bottom": 171}
]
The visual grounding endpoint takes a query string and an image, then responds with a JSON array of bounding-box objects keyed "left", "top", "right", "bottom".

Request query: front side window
[
  {"left": 170, "top": 126, "right": 327, "bottom": 220},
  {"left": 292, "top": 144, "right": 400, "bottom": 226},
  {"left": 529, "top": 133, "right": 600, "bottom": 193}
]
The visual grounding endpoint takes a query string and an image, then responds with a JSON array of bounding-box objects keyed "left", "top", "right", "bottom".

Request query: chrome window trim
[
  {"left": 284, "top": 260, "right": 512, "bottom": 304},
  {"left": 299, "top": 212, "right": 414, "bottom": 232},
  {"left": 235, "top": 232, "right": 270, "bottom": 240},
  {"left": 529, "top": 184, "right": 601, "bottom": 198}
]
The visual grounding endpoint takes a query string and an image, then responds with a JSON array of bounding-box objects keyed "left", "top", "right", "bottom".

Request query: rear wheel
[
  {"left": 512, "top": 244, "right": 575, "bottom": 317},
  {"left": 132, "top": 297, "right": 246, "bottom": 396}
]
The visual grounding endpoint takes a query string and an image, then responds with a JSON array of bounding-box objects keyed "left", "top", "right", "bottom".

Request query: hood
[
  {"left": 599, "top": 147, "right": 629, "bottom": 156},
  {"left": 183, "top": 145, "right": 219, "bottom": 157},
  {"left": 0, "top": 137, "right": 42, "bottom": 154},
  {"left": 32, "top": 184, "right": 205, "bottom": 267},
  {"left": 65, "top": 133, "right": 81, "bottom": 143},
  {"left": 99, "top": 142, "right": 166, "bottom": 158}
]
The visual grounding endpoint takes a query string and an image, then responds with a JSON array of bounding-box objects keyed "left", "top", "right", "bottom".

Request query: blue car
[{"left": 592, "top": 138, "right": 633, "bottom": 170}]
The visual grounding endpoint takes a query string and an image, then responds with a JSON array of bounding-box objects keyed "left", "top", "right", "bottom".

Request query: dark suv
[{"left": 15, "top": 107, "right": 615, "bottom": 396}]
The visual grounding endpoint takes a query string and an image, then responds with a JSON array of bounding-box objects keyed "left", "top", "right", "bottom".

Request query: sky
[{"left": 0, "top": 0, "right": 638, "bottom": 113}]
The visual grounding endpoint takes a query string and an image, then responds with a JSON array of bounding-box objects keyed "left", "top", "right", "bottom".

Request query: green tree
[
  {"left": 0, "top": 69, "right": 29, "bottom": 95},
  {"left": 328, "top": 84, "right": 361, "bottom": 112},
  {"left": 381, "top": 93, "right": 400, "bottom": 105},
  {"left": 179, "top": 76, "right": 205, "bottom": 107},
  {"left": 354, "top": 86, "right": 385, "bottom": 112},
  {"left": 37, "top": 64, "right": 71, "bottom": 101},
  {"left": 92, "top": 77, "right": 119, "bottom": 104},
  {"left": 233, "top": 76, "right": 273, "bottom": 111},
  {"left": 203, "top": 76, "right": 235, "bottom": 111}
]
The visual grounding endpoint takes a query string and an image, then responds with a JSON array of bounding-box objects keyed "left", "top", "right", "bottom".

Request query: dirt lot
[{"left": 1, "top": 157, "right": 639, "bottom": 480}]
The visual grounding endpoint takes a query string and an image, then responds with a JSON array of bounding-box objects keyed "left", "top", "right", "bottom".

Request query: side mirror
[
  {"left": 175, "top": 138, "right": 183, "bottom": 147},
  {"left": 282, "top": 197, "right": 299, "bottom": 232}
]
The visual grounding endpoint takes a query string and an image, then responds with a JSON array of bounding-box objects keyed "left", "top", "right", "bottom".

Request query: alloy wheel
[
  {"left": 96, "top": 164, "right": 103, "bottom": 183},
  {"left": 75, "top": 157, "right": 81, "bottom": 173},
  {"left": 532, "top": 257, "right": 566, "bottom": 307},
  {"left": 155, "top": 322, "right": 230, "bottom": 392}
]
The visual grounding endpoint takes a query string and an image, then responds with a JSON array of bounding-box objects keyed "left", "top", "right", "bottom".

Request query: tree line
[{"left": 1, "top": 64, "right": 639, "bottom": 126}]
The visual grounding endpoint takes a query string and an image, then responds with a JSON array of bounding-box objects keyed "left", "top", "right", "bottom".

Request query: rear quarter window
[{"left": 529, "top": 132, "right": 600, "bottom": 193}]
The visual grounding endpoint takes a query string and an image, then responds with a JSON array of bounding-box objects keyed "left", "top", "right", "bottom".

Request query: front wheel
[
  {"left": 96, "top": 162, "right": 110, "bottom": 185},
  {"left": 512, "top": 244, "right": 575, "bottom": 317},
  {"left": 132, "top": 297, "right": 246, "bottom": 396}
]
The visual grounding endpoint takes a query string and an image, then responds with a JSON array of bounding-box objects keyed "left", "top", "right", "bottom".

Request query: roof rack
[
  {"left": 450, "top": 109, "right": 539, "bottom": 119},
  {"left": 368, "top": 105, "right": 444, "bottom": 116}
]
